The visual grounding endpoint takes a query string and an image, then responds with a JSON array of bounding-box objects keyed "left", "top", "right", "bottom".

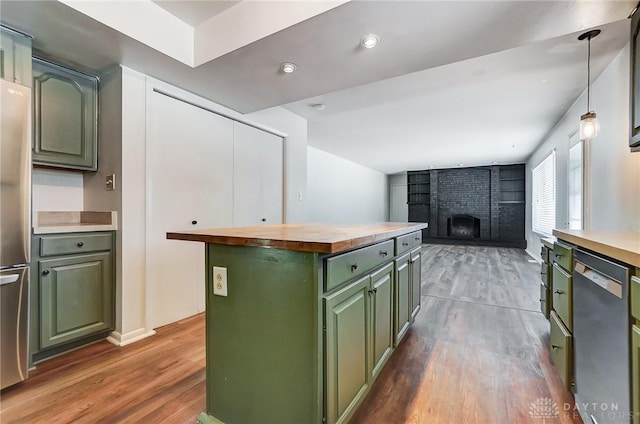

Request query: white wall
[
  {"left": 307, "top": 146, "right": 388, "bottom": 222},
  {"left": 245, "top": 107, "right": 307, "bottom": 223},
  {"left": 526, "top": 44, "right": 640, "bottom": 259},
  {"left": 32, "top": 168, "right": 83, "bottom": 211}
]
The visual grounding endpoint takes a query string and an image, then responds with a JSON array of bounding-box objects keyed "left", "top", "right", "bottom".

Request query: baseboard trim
[
  {"left": 525, "top": 248, "right": 541, "bottom": 263},
  {"left": 107, "top": 328, "right": 156, "bottom": 347}
]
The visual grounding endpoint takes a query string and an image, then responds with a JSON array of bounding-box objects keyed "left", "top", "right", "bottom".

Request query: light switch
[
  {"left": 105, "top": 174, "right": 116, "bottom": 190},
  {"left": 213, "top": 266, "right": 228, "bottom": 297}
]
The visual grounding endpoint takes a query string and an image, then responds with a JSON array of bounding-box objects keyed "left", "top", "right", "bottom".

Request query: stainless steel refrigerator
[{"left": 0, "top": 78, "right": 31, "bottom": 389}]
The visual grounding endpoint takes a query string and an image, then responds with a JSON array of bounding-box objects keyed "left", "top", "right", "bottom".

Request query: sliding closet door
[
  {"left": 146, "top": 91, "right": 233, "bottom": 329},
  {"left": 233, "top": 122, "right": 284, "bottom": 226}
]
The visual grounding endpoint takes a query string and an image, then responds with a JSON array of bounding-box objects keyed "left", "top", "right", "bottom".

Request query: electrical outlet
[{"left": 213, "top": 266, "right": 228, "bottom": 297}]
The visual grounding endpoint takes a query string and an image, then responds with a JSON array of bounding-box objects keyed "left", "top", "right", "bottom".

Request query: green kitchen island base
[{"left": 167, "top": 223, "right": 427, "bottom": 424}]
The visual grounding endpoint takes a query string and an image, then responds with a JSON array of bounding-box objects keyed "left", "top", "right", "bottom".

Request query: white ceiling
[
  {"left": 0, "top": 0, "right": 636, "bottom": 174},
  {"left": 151, "top": 0, "right": 240, "bottom": 26}
]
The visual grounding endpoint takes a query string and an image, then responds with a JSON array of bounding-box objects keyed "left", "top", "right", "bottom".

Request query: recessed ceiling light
[
  {"left": 280, "top": 62, "right": 297, "bottom": 73},
  {"left": 458, "top": 163, "right": 464, "bottom": 167},
  {"left": 360, "top": 34, "right": 380, "bottom": 49},
  {"left": 311, "top": 103, "right": 326, "bottom": 111},
  {"left": 492, "top": 161, "right": 500, "bottom": 165}
]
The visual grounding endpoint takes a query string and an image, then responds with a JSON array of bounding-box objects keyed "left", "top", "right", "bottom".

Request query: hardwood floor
[
  {"left": 351, "top": 245, "right": 581, "bottom": 424},
  {"left": 0, "top": 315, "right": 206, "bottom": 423},
  {"left": 0, "top": 245, "right": 579, "bottom": 423}
]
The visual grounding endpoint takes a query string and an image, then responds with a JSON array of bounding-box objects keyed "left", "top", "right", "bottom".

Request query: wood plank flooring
[
  {"left": 351, "top": 245, "right": 581, "bottom": 424},
  {"left": 0, "top": 244, "right": 580, "bottom": 423}
]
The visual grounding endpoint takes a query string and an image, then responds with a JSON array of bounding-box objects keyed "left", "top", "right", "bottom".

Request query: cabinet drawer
[
  {"left": 553, "top": 241, "right": 573, "bottom": 273},
  {"left": 395, "top": 231, "right": 422, "bottom": 256},
  {"left": 40, "top": 233, "right": 112, "bottom": 257},
  {"left": 325, "top": 240, "right": 394, "bottom": 291},
  {"left": 550, "top": 310, "right": 573, "bottom": 390},
  {"left": 632, "top": 276, "right": 640, "bottom": 321},
  {"left": 540, "top": 284, "right": 550, "bottom": 320},
  {"left": 540, "top": 263, "right": 551, "bottom": 287},
  {"left": 552, "top": 263, "right": 573, "bottom": 332},
  {"left": 541, "top": 246, "right": 550, "bottom": 264}
]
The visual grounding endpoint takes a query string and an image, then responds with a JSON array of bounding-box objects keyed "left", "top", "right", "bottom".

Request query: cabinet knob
[
  {"left": 77, "top": 241, "right": 84, "bottom": 247},
  {"left": 380, "top": 251, "right": 388, "bottom": 257},
  {"left": 415, "top": 237, "right": 420, "bottom": 241},
  {"left": 191, "top": 220, "right": 198, "bottom": 225},
  {"left": 554, "top": 290, "right": 563, "bottom": 295},
  {"left": 262, "top": 218, "right": 266, "bottom": 222},
  {"left": 551, "top": 344, "right": 560, "bottom": 350},
  {"left": 42, "top": 270, "right": 50, "bottom": 275},
  {"left": 402, "top": 242, "right": 409, "bottom": 246},
  {"left": 368, "top": 288, "right": 378, "bottom": 295},
  {"left": 350, "top": 264, "right": 358, "bottom": 272}
]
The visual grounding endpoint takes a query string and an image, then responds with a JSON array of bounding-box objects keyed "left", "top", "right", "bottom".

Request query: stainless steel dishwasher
[{"left": 573, "top": 248, "right": 631, "bottom": 424}]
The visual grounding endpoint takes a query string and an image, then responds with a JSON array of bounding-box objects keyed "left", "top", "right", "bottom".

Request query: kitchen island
[{"left": 167, "top": 222, "right": 428, "bottom": 424}]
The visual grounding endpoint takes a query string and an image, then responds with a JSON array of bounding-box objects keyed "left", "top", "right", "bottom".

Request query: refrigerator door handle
[{"left": 0, "top": 274, "right": 20, "bottom": 286}]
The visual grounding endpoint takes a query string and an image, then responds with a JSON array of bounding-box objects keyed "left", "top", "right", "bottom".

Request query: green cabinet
[
  {"left": 550, "top": 310, "right": 573, "bottom": 390},
  {"left": 632, "top": 325, "right": 640, "bottom": 424},
  {"left": 395, "top": 252, "right": 411, "bottom": 344},
  {"left": 39, "top": 252, "right": 113, "bottom": 349},
  {"left": 0, "top": 26, "right": 32, "bottom": 87},
  {"left": 197, "top": 231, "right": 423, "bottom": 424},
  {"left": 32, "top": 58, "right": 98, "bottom": 171},
  {"left": 395, "top": 246, "right": 421, "bottom": 345},
  {"left": 369, "top": 263, "right": 394, "bottom": 380},
  {"left": 31, "top": 231, "right": 115, "bottom": 364},
  {"left": 325, "top": 275, "right": 370, "bottom": 424},
  {"left": 410, "top": 247, "right": 422, "bottom": 321},
  {"left": 549, "top": 241, "right": 574, "bottom": 391},
  {"left": 325, "top": 261, "right": 396, "bottom": 424}
]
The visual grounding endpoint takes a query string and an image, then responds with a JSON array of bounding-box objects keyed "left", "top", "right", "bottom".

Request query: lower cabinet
[
  {"left": 324, "top": 262, "right": 399, "bottom": 424},
  {"left": 410, "top": 247, "right": 422, "bottom": 321},
  {"left": 370, "top": 263, "right": 394, "bottom": 379},
  {"left": 632, "top": 324, "right": 640, "bottom": 424},
  {"left": 31, "top": 232, "right": 115, "bottom": 364},
  {"left": 38, "top": 252, "right": 113, "bottom": 349},
  {"left": 395, "top": 247, "right": 422, "bottom": 345},
  {"left": 325, "top": 275, "right": 370, "bottom": 424},
  {"left": 550, "top": 310, "right": 573, "bottom": 390}
]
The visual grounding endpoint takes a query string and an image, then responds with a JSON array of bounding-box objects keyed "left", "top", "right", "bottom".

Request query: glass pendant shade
[{"left": 580, "top": 111, "right": 599, "bottom": 140}]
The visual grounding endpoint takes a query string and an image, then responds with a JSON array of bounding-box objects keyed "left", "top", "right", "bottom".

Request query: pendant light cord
[{"left": 587, "top": 35, "right": 591, "bottom": 112}]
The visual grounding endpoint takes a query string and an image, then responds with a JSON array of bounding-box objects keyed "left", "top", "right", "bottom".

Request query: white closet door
[
  {"left": 147, "top": 91, "right": 233, "bottom": 329},
  {"left": 233, "top": 122, "right": 284, "bottom": 226}
]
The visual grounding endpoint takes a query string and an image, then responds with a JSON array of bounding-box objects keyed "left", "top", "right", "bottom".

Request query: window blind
[{"left": 532, "top": 151, "right": 556, "bottom": 237}]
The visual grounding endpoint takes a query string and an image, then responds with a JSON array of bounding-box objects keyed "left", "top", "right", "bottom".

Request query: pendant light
[{"left": 578, "top": 29, "right": 601, "bottom": 140}]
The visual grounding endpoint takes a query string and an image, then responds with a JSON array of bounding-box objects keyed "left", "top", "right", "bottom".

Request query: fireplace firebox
[{"left": 447, "top": 214, "right": 480, "bottom": 239}]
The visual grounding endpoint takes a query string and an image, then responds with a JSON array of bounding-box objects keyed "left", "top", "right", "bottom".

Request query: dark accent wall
[{"left": 407, "top": 164, "right": 526, "bottom": 248}]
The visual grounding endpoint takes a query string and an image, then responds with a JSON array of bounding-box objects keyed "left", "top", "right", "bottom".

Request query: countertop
[
  {"left": 167, "top": 222, "right": 428, "bottom": 254},
  {"left": 540, "top": 237, "right": 555, "bottom": 249},
  {"left": 553, "top": 230, "right": 640, "bottom": 268},
  {"left": 33, "top": 211, "right": 117, "bottom": 234}
]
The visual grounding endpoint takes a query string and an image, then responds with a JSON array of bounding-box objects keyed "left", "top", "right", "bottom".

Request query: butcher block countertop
[
  {"left": 167, "top": 222, "right": 428, "bottom": 254},
  {"left": 553, "top": 230, "right": 640, "bottom": 268}
]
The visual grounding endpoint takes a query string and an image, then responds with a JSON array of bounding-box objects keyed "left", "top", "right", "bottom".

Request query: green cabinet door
[
  {"left": 325, "top": 275, "right": 370, "bottom": 424},
  {"left": 369, "top": 263, "right": 394, "bottom": 380},
  {"left": 0, "top": 26, "right": 32, "bottom": 87},
  {"left": 395, "top": 253, "right": 411, "bottom": 345},
  {"left": 32, "top": 58, "right": 98, "bottom": 171},
  {"left": 38, "top": 252, "right": 113, "bottom": 349},
  {"left": 633, "top": 325, "right": 640, "bottom": 424},
  {"left": 410, "top": 247, "right": 422, "bottom": 321}
]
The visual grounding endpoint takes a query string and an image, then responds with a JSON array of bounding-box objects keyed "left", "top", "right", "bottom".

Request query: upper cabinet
[
  {"left": 0, "top": 26, "right": 32, "bottom": 87},
  {"left": 631, "top": 7, "right": 640, "bottom": 152},
  {"left": 32, "top": 58, "right": 99, "bottom": 171}
]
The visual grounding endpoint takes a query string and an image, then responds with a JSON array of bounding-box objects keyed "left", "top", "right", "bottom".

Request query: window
[
  {"left": 568, "top": 139, "right": 583, "bottom": 230},
  {"left": 532, "top": 151, "right": 556, "bottom": 237}
]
